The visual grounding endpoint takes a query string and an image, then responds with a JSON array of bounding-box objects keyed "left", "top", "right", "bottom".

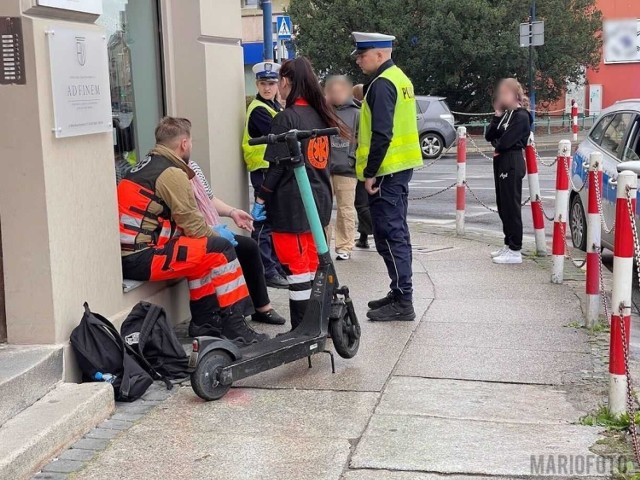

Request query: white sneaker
[
  {"left": 492, "top": 249, "right": 523, "bottom": 264},
  {"left": 336, "top": 251, "right": 350, "bottom": 261},
  {"left": 490, "top": 246, "right": 509, "bottom": 258}
]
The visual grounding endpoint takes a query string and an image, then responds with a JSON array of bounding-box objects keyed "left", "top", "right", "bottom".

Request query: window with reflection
[{"left": 97, "top": 0, "right": 164, "bottom": 182}]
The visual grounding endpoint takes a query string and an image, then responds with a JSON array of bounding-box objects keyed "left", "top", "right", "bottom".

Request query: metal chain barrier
[
  {"left": 465, "top": 135, "right": 494, "bottom": 161},
  {"left": 531, "top": 141, "right": 557, "bottom": 168},
  {"left": 622, "top": 187, "right": 640, "bottom": 465},
  {"left": 408, "top": 181, "right": 457, "bottom": 201},
  {"left": 559, "top": 220, "right": 586, "bottom": 268},
  {"left": 593, "top": 172, "right": 615, "bottom": 234},
  {"left": 563, "top": 156, "right": 586, "bottom": 193},
  {"left": 464, "top": 181, "right": 498, "bottom": 213},
  {"left": 536, "top": 194, "right": 556, "bottom": 221}
]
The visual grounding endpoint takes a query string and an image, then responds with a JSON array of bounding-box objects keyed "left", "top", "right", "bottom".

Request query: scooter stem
[{"left": 293, "top": 166, "right": 329, "bottom": 255}]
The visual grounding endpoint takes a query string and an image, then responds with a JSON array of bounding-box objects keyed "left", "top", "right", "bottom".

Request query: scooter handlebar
[{"left": 248, "top": 127, "right": 340, "bottom": 146}]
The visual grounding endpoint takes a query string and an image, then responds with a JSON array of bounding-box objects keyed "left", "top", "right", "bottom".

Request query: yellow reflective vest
[
  {"left": 356, "top": 65, "right": 422, "bottom": 180},
  {"left": 242, "top": 99, "right": 279, "bottom": 172}
]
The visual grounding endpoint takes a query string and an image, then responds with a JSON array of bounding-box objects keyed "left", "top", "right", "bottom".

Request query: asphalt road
[{"left": 407, "top": 149, "right": 559, "bottom": 237}]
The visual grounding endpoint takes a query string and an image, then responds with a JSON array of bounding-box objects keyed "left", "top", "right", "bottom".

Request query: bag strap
[
  {"left": 86, "top": 311, "right": 136, "bottom": 398},
  {"left": 84, "top": 305, "right": 172, "bottom": 395},
  {"left": 133, "top": 303, "right": 173, "bottom": 390}
]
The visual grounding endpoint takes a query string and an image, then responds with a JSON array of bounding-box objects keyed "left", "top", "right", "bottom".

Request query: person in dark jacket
[
  {"left": 325, "top": 75, "right": 361, "bottom": 260},
  {"left": 485, "top": 78, "right": 533, "bottom": 264},
  {"left": 251, "top": 57, "right": 350, "bottom": 330},
  {"left": 351, "top": 83, "right": 373, "bottom": 249}
]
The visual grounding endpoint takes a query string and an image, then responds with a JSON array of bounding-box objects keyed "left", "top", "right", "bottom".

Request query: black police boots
[
  {"left": 222, "top": 314, "right": 269, "bottom": 345},
  {"left": 188, "top": 314, "right": 223, "bottom": 337},
  {"left": 367, "top": 299, "right": 416, "bottom": 322},
  {"left": 367, "top": 291, "right": 395, "bottom": 310}
]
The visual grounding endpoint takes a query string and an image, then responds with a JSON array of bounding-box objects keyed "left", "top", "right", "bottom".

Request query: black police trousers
[
  {"left": 493, "top": 150, "right": 526, "bottom": 251},
  {"left": 369, "top": 169, "right": 413, "bottom": 302}
]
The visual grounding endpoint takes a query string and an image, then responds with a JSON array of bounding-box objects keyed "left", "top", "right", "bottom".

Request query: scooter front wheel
[
  {"left": 330, "top": 309, "right": 360, "bottom": 359},
  {"left": 191, "top": 349, "right": 232, "bottom": 401}
]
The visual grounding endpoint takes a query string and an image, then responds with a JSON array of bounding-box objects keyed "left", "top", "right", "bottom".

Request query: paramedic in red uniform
[
  {"left": 118, "top": 116, "right": 267, "bottom": 345},
  {"left": 251, "top": 57, "right": 349, "bottom": 330}
]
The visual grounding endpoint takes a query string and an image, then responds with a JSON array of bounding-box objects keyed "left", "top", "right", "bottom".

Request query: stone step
[
  {"left": 0, "top": 382, "right": 114, "bottom": 480},
  {"left": 0, "top": 344, "right": 63, "bottom": 426}
]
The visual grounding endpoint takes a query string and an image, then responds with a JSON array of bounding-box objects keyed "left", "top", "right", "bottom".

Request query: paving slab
[
  {"left": 428, "top": 264, "right": 551, "bottom": 284},
  {"left": 395, "top": 344, "right": 591, "bottom": 385},
  {"left": 149, "top": 387, "right": 378, "bottom": 439},
  {"left": 342, "top": 471, "right": 601, "bottom": 480},
  {"left": 378, "top": 377, "right": 586, "bottom": 424},
  {"left": 80, "top": 433, "right": 351, "bottom": 480},
  {"left": 237, "top": 270, "right": 433, "bottom": 392},
  {"left": 350, "top": 415, "right": 606, "bottom": 477},
  {"left": 435, "top": 283, "right": 579, "bottom": 302},
  {"left": 423, "top": 298, "right": 583, "bottom": 326},
  {"left": 76, "top": 387, "right": 376, "bottom": 480},
  {"left": 412, "top": 321, "right": 589, "bottom": 353}
]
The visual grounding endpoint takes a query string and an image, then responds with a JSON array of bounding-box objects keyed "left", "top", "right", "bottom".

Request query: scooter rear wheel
[
  {"left": 191, "top": 349, "right": 232, "bottom": 401},
  {"left": 330, "top": 310, "right": 360, "bottom": 359}
]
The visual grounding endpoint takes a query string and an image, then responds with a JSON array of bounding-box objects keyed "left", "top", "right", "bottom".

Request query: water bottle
[{"left": 94, "top": 372, "right": 117, "bottom": 384}]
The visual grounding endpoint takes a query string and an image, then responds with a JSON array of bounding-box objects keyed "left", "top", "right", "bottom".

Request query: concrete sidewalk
[{"left": 58, "top": 225, "right": 610, "bottom": 480}]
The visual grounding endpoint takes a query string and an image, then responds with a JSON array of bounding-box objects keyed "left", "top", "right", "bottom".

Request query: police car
[{"left": 569, "top": 99, "right": 640, "bottom": 251}]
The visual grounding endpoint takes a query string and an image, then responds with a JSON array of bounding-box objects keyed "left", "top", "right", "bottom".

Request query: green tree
[{"left": 288, "top": 0, "right": 602, "bottom": 113}]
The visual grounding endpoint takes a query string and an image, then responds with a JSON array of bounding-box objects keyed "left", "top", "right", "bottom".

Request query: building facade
[
  {"left": 241, "top": 0, "right": 292, "bottom": 96},
  {"left": 585, "top": 0, "right": 640, "bottom": 111},
  {"left": 0, "top": 0, "right": 248, "bottom": 378}
]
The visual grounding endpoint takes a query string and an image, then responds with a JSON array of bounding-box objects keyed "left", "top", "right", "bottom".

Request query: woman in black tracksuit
[{"left": 485, "top": 78, "right": 533, "bottom": 264}]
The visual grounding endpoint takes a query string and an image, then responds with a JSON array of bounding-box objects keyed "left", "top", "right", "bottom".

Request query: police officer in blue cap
[
  {"left": 242, "top": 62, "right": 289, "bottom": 293},
  {"left": 352, "top": 32, "right": 423, "bottom": 322}
]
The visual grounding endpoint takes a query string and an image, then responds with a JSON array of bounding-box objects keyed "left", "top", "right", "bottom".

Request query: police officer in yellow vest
[
  {"left": 242, "top": 62, "right": 288, "bottom": 289},
  {"left": 353, "top": 32, "right": 423, "bottom": 322}
]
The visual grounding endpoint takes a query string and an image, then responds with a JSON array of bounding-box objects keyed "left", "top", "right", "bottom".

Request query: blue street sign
[{"left": 276, "top": 16, "right": 292, "bottom": 40}]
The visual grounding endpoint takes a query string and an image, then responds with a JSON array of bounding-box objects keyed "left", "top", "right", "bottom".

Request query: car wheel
[
  {"left": 420, "top": 133, "right": 444, "bottom": 160},
  {"left": 569, "top": 194, "right": 587, "bottom": 252}
]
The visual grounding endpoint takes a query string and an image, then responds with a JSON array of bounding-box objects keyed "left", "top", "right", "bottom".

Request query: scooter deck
[{"left": 219, "top": 330, "right": 328, "bottom": 385}]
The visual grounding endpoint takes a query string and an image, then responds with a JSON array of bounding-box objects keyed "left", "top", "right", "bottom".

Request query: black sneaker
[
  {"left": 188, "top": 321, "right": 222, "bottom": 338},
  {"left": 222, "top": 315, "right": 270, "bottom": 345},
  {"left": 251, "top": 308, "right": 286, "bottom": 325},
  {"left": 266, "top": 274, "right": 289, "bottom": 289},
  {"left": 367, "top": 300, "right": 416, "bottom": 322},
  {"left": 367, "top": 291, "right": 395, "bottom": 310}
]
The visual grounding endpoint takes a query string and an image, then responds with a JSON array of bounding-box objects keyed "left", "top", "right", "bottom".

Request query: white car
[{"left": 569, "top": 99, "right": 640, "bottom": 252}]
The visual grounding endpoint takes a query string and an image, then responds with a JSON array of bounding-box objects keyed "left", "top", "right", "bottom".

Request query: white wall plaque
[
  {"left": 37, "top": 0, "right": 102, "bottom": 15},
  {"left": 47, "top": 27, "right": 111, "bottom": 138}
]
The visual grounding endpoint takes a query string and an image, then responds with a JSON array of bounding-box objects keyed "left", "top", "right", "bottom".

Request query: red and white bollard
[
  {"left": 525, "top": 133, "right": 547, "bottom": 256},
  {"left": 551, "top": 140, "right": 572, "bottom": 284},
  {"left": 585, "top": 151, "right": 603, "bottom": 327},
  {"left": 609, "top": 170, "right": 637, "bottom": 417},
  {"left": 456, "top": 126, "right": 467, "bottom": 236},
  {"left": 571, "top": 100, "right": 579, "bottom": 143}
]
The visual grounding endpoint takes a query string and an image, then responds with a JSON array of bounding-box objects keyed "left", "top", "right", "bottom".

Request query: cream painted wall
[
  {"left": 162, "top": 0, "right": 248, "bottom": 216},
  {"left": 0, "top": 0, "right": 247, "bottom": 355}
]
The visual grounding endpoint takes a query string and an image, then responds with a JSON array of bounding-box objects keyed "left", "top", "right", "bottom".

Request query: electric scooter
[{"left": 189, "top": 127, "right": 361, "bottom": 401}]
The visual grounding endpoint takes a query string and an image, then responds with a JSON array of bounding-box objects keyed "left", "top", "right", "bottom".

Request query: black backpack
[
  {"left": 70, "top": 303, "right": 155, "bottom": 402},
  {"left": 121, "top": 301, "right": 191, "bottom": 380}
]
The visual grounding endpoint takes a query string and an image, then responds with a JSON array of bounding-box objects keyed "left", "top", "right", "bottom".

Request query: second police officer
[
  {"left": 352, "top": 32, "right": 424, "bottom": 322},
  {"left": 242, "top": 61, "right": 289, "bottom": 292}
]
